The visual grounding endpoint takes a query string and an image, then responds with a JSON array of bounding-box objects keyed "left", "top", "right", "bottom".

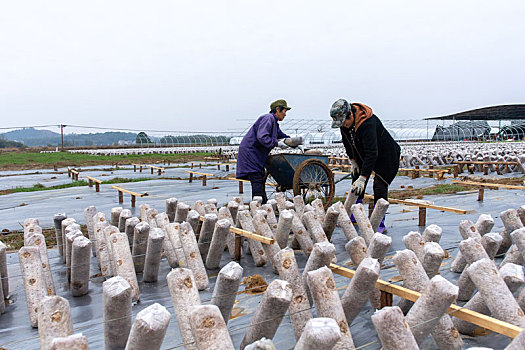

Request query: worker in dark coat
[
  {"left": 237, "top": 99, "right": 301, "bottom": 203},
  {"left": 330, "top": 98, "right": 400, "bottom": 231}
]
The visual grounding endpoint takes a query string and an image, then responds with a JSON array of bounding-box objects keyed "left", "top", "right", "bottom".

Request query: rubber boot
[
  {"left": 350, "top": 198, "right": 363, "bottom": 224},
  {"left": 378, "top": 216, "right": 387, "bottom": 234}
]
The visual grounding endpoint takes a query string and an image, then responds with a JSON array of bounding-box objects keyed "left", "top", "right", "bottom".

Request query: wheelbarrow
[{"left": 264, "top": 153, "right": 339, "bottom": 208}]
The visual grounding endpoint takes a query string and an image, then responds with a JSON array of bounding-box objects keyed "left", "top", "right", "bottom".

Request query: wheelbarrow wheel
[
  {"left": 263, "top": 170, "right": 294, "bottom": 201},
  {"left": 293, "top": 159, "right": 335, "bottom": 209}
]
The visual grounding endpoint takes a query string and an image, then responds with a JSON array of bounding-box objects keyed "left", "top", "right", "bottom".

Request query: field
[
  {"left": 0, "top": 149, "right": 213, "bottom": 170},
  {"left": 1, "top": 144, "right": 525, "bottom": 349}
]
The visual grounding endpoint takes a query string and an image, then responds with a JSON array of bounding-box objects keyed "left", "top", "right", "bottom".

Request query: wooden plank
[
  {"left": 228, "top": 177, "right": 250, "bottom": 183},
  {"left": 361, "top": 194, "right": 468, "bottom": 214},
  {"left": 330, "top": 264, "right": 523, "bottom": 338},
  {"left": 85, "top": 175, "right": 103, "bottom": 184},
  {"left": 111, "top": 185, "right": 147, "bottom": 197},
  {"left": 454, "top": 161, "right": 519, "bottom": 165},
  {"left": 184, "top": 170, "right": 215, "bottom": 177},
  {"left": 225, "top": 177, "right": 277, "bottom": 187},
  {"left": 147, "top": 165, "right": 165, "bottom": 170},
  {"left": 230, "top": 227, "right": 274, "bottom": 245},
  {"left": 388, "top": 198, "right": 468, "bottom": 214},
  {"left": 451, "top": 180, "right": 525, "bottom": 190},
  {"left": 399, "top": 167, "right": 450, "bottom": 174},
  {"left": 204, "top": 162, "right": 236, "bottom": 166},
  {"left": 198, "top": 216, "right": 274, "bottom": 244}
]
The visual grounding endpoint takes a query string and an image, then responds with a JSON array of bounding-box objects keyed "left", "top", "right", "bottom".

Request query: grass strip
[
  {"left": 420, "top": 183, "right": 470, "bottom": 195},
  {"left": 0, "top": 150, "right": 213, "bottom": 169},
  {"left": 1, "top": 176, "right": 179, "bottom": 195}
]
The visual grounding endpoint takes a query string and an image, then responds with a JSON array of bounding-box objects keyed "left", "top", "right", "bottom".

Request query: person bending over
[{"left": 330, "top": 98, "right": 400, "bottom": 232}]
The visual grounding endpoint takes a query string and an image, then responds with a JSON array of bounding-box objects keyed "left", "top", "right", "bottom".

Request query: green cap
[{"left": 270, "top": 99, "right": 291, "bottom": 111}]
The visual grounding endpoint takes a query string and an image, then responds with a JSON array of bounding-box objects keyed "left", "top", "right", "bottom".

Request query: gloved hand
[
  {"left": 284, "top": 136, "right": 304, "bottom": 148},
  {"left": 277, "top": 141, "right": 288, "bottom": 149},
  {"left": 351, "top": 176, "right": 367, "bottom": 196},
  {"left": 350, "top": 159, "right": 360, "bottom": 178},
  {"left": 284, "top": 137, "right": 299, "bottom": 148}
]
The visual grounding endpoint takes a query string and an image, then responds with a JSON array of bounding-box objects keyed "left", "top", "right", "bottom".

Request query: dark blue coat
[{"left": 236, "top": 113, "right": 289, "bottom": 178}]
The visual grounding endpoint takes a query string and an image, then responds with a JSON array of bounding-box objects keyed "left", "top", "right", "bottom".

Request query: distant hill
[
  {"left": 2, "top": 128, "right": 59, "bottom": 141},
  {"left": 0, "top": 128, "right": 137, "bottom": 147}
]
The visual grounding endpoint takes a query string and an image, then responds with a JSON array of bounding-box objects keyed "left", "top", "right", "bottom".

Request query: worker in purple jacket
[{"left": 236, "top": 99, "right": 300, "bottom": 203}]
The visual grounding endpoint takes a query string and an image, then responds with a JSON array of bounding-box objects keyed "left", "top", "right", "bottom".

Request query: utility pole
[{"left": 60, "top": 124, "right": 66, "bottom": 151}]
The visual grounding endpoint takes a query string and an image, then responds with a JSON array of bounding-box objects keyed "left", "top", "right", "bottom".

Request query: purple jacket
[{"left": 236, "top": 113, "right": 289, "bottom": 178}]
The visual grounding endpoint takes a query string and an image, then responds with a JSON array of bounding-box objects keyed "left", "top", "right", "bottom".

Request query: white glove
[
  {"left": 350, "top": 159, "right": 360, "bottom": 178},
  {"left": 278, "top": 141, "right": 288, "bottom": 149},
  {"left": 284, "top": 136, "right": 303, "bottom": 148},
  {"left": 351, "top": 176, "right": 367, "bottom": 196},
  {"left": 293, "top": 136, "right": 304, "bottom": 145}
]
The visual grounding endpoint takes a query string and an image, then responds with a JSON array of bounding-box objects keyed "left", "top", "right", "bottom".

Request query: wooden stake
[
  {"left": 234, "top": 234, "right": 242, "bottom": 261},
  {"left": 478, "top": 187, "right": 485, "bottom": 201},
  {"left": 380, "top": 290, "right": 393, "bottom": 309},
  {"left": 418, "top": 207, "right": 426, "bottom": 226}
]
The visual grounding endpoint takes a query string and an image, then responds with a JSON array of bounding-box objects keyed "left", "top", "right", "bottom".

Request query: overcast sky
[{"left": 1, "top": 0, "right": 524, "bottom": 132}]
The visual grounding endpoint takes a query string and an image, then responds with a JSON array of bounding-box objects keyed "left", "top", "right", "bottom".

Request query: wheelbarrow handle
[{"left": 334, "top": 172, "right": 353, "bottom": 185}]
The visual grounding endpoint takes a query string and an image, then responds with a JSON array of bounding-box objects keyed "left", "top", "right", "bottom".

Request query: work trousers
[{"left": 245, "top": 172, "right": 267, "bottom": 204}]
